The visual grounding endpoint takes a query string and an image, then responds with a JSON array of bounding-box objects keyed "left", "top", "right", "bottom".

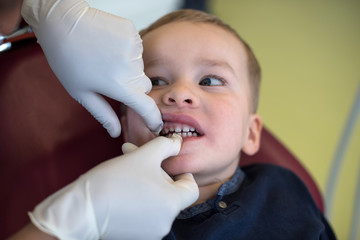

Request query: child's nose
[{"left": 162, "top": 84, "right": 199, "bottom": 108}]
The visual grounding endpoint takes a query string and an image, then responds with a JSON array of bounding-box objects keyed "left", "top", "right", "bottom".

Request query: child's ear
[
  {"left": 242, "top": 114, "right": 262, "bottom": 156},
  {"left": 120, "top": 114, "right": 129, "bottom": 142}
]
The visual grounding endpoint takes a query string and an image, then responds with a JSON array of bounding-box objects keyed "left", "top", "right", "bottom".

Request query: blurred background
[
  {"left": 93, "top": 0, "right": 360, "bottom": 238},
  {"left": 2, "top": 0, "right": 358, "bottom": 238}
]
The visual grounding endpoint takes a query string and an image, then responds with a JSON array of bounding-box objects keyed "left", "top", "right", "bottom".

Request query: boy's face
[{"left": 122, "top": 21, "right": 262, "bottom": 186}]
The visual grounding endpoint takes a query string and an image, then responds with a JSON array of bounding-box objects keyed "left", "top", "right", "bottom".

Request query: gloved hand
[
  {"left": 21, "top": 0, "right": 162, "bottom": 137},
  {"left": 29, "top": 134, "right": 199, "bottom": 240}
]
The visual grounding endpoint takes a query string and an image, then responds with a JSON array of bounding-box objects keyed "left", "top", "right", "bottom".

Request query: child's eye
[
  {"left": 150, "top": 78, "right": 167, "bottom": 86},
  {"left": 199, "top": 75, "right": 225, "bottom": 86}
]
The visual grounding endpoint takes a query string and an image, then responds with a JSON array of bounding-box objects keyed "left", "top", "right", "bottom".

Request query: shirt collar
[{"left": 177, "top": 167, "right": 245, "bottom": 219}]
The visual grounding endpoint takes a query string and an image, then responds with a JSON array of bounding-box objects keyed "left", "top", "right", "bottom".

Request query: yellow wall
[{"left": 211, "top": 1, "right": 360, "bottom": 239}]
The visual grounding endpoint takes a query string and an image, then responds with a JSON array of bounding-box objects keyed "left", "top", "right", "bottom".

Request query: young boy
[{"left": 120, "top": 9, "right": 336, "bottom": 240}]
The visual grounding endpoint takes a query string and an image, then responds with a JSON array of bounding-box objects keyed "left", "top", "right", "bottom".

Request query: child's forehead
[
  {"left": 147, "top": 21, "right": 231, "bottom": 37},
  {"left": 145, "top": 22, "right": 246, "bottom": 57},
  {"left": 142, "top": 21, "right": 248, "bottom": 70},
  {"left": 143, "top": 21, "right": 245, "bottom": 52}
]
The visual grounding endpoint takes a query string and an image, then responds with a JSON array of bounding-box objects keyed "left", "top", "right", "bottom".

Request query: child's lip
[{"left": 161, "top": 113, "right": 204, "bottom": 136}]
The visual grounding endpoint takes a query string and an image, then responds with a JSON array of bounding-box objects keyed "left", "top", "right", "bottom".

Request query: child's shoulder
[
  {"left": 239, "top": 163, "right": 314, "bottom": 203},
  {"left": 241, "top": 163, "right": 305, "bottom": 184}
]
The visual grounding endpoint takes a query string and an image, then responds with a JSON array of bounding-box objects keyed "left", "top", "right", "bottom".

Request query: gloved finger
[
  {"left": 117, "top": 76, "right": 163, "bottom": 134},
  {"left": 132, "top": 134, "right": 182, "bottom": 167},
  {"left": 121, "top": 142, "right": 138, "bottom": 154},
  {"left": 104, "top": 84, "right": 163, "bottom": 134},
  {"left": 128, "top": 93, "right": 163, "bottom": 134},
  {"left": 173, "top": 173, "right": 199, "bottom": 209},
  {"left": 78, "top": 93, "right": 121, "bottom": 138},
  {"left": 161, "top": 168, "right": 176, "bottom": 184}
]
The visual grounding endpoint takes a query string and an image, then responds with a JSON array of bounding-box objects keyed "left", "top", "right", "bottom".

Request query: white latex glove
[
  {"left": 29, "top": 135, "right": 199, "bottom": 240},
  {"left": 21, "top": 0, "right": 162, "bottom": 137}
]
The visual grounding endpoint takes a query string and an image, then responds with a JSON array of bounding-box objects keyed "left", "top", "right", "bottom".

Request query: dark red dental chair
[
  {"left": 0, "top": 33, "right": 323, "bottom": 239},
  {"left": 240, "top": 131, "right": 324, "bottom": 213}
]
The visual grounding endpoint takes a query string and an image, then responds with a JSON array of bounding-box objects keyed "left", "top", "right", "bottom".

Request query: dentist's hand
[
  {"left": 21, "top": 0, "right": 162, "bottom": 137},
  {"left": 29, "top": 135, "right": 199, "bottom": 240}
]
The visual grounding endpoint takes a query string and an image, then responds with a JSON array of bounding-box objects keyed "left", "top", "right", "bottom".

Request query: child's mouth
[{"left": 159, "top": 123, "right": 201, "bottom": 138}]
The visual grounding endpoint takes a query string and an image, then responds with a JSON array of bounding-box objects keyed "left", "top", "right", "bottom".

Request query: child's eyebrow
[
  {"left": 197, "top": 58, "right": 235, "bottom": 75},
  {"left": 144, "top": 58, "right": 168, "bottom": 69},
  {"left": 144, "top": 57, "right": 236, "bottom": 76}
]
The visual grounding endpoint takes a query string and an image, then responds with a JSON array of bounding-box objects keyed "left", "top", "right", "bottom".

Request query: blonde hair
[{"left": 140, "top": 9, "right": 261, "bottom": 113}]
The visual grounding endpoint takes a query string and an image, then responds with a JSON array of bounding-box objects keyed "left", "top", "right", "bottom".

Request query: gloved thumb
[
  {"left": 77, "top": 93, "right": 121, "bottom": 138},
  {"left": 128, "top": 135, "right": 182, "bottom": 167},
  {"left": 121, "top": 142, "right": 138, "bottom": 154},
  {"left": 173, "top": 173, "right": 199, "bottom": 210}
]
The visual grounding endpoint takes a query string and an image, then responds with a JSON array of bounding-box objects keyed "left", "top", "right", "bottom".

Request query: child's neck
[{"left": 191, "top": 177, "right": 232, "bottom": 206}]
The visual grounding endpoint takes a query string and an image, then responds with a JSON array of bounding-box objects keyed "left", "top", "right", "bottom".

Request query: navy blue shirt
[{"left": 164, "top": 164, "right": 336, "bottom": 240}]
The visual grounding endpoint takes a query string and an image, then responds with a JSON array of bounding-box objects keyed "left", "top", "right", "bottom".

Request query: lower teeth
[{"left": 166, "top": 132, "right": 198, "bottom": 138}]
